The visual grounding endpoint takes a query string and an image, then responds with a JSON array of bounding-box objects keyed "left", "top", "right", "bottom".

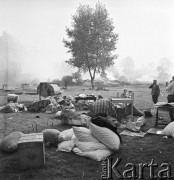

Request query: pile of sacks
[
  {"left": 54, "top": 118, "right": 121, "bottom": 161},
  {"left": 41, "top": 117, "right": 121, "bottom": 161}
]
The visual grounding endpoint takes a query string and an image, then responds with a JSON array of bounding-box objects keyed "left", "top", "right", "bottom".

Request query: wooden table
[
  {"left": 111, "top": 98, "right": 134, "bottom": 116},
  {"left": 155, "top": 104, "right": 174, "bottom": 127},
  {"left": 75, "top": 96, "right": 96, "bottom": 103}
]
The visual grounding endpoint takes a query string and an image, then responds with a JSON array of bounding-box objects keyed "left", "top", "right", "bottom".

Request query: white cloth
[{"left": 166, "top": 81, "right": 174, "bottom": 95}]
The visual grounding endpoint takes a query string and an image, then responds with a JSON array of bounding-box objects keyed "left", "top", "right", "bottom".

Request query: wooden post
[
  {"left": 131, "top": 93, "right": 134, "bottom": 116},
  {"left": 39, "top": 82, "right": 43, "bottom": 101}
]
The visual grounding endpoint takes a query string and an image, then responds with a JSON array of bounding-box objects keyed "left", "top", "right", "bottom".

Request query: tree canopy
[{"left": 63, "top": 2, "right": 118, "bottom": 88}]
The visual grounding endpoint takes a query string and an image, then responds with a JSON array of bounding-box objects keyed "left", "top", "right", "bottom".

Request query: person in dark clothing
[{"left": 149, "top": 80, "right": 160, "bottom": 104}]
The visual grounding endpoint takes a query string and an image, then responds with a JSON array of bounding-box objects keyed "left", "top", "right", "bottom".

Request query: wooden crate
[{"left": 18, "top": 133, "right": 45, "bottom": 170}]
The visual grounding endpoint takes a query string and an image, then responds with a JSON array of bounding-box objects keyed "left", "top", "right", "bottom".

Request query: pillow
[
  {"left": 73, "top": 126, "right": 99, "bottom": 142},
  {"left": 91, "top": 116, "right": 122, "bottom": 143},
  {"left": 56, "top": 141, "right": 75, "bottom": 152},
  {"left": 42, "top": 129, "right": 60, "bottom": 145},
  {"left": 58, "top": 128, "right": 74, "bottom": 143},
  {"left": 89, "top": 122, "right": 120, "bottom": 151},
  {"left": 162, "top": 122, "right": 174, "bottom": 137},
  {"left": 73, "top": 147, "right": 113, "bottom": 161},
  {"left": 0, "top": 131, "right": 24, "bottom": 153},
  {"left": 75, "top": 141, "right": 109, "bottom": 152}
]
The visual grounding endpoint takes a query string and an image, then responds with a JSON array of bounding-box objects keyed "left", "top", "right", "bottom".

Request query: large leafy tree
[{"left": 63, "top": 2, "right": 118, "bottom": 88}]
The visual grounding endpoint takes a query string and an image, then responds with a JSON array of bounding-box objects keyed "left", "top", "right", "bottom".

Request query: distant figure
[
  {"left": 166, "top": 76, "right": 174, "bottom": 122},
  {"left": 121, "top": 89, "right": 128, "bottom": 98},
  {"left": 149, "top": 80, "right": 160, "bottom": 104}
]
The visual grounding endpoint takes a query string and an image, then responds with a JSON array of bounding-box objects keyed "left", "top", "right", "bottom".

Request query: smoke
[
  {"left": 107, "top": 56, "right": 173, "bottom": 83},
  {"left": 0, "top": 32, "right": 23, "bottom": 85},
  {"left": 156, "top": 57, "right": 173, "bottom": 82},
  {"left": 121, "top": 56, "right": 144, "bottom": 82}
]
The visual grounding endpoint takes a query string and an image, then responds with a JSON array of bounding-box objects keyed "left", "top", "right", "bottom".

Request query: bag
[
  {"left": 73, "top": 147, "right": 113, "bottom": 161},
  {"left": 0, "top": 131, "right": 24, "bottom": 153},
  {"left": 57, "top": 141, "right": 75, "bottom": 152},
  {"left": 42, "top": 129, "right": 60, "bottom": 145},
  {"left": 89, "top": 122, "right": 120, "bottom": 151},
  {"left": 162, "top": 122, "right": 174, "bottom": 137},
  {"left": 58, "top": 128, "right": 74, "bottom": 143}
]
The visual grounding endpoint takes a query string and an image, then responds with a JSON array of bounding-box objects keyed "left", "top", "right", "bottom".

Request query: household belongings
[
  {"left": 125, "top": 116, "right": 146, "bottom": 132},
  {"left": 7, "top": 93, "right": 19, "bottom": 103},
  {"left": 56, "top": 110, "right": 91, "bottom": 127},
  {"left": 89, "top": 99, "right": 117, "bottom": 118},
  {"left": 0, "top": 131, "right": 24, "bottom": 153},
  {"left": 120, "top": 130, "right": 146, "bottom": 137},
  {"left": 75, "top": 94, "right": 96, "bottom": 103},
  {"left": 18, "top": 133, "right": 45, "bottom": 170},
  {"left": 56, "top": 121, "right": 121, "bottom": 161},
  {"left": 0, "top": 102, "right": 26, "bottom": 113},
  {"left": 152, "top": 102, "right": 174, "bottom": 127},
  {"left": 27, "top": 99, "right": 51, "bottom": 112},
  {"left": 146, "top": 128, "right": 163, "bottom": 135},
  {"left": 37, "top": 82, "right": 61, "bottom": 98}
]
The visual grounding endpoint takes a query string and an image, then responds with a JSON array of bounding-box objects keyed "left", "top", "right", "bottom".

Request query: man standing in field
[
  {"left": 166, "top": 76, "right": 174, "bottom": 121},
  {"left": 149, "top": 80, "right": 160, "bottom": 104}
]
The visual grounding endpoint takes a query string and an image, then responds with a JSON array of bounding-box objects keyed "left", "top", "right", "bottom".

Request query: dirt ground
[{"left": 0, "top": 85, "right": 174, "bottom": 180}]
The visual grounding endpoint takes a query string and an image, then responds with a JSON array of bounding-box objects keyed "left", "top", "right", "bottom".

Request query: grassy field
[{"left": 0, "top": 85, "right": 174, "bottom": 180}]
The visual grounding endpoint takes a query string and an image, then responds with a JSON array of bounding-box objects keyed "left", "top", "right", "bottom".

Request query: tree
[
  {"left": 72, "top": 70, "right": 83, "bottom": 85},
  {"left": 62, "top": 75, "right": 74, "bottom": 87},
  {"left": 63, "top": 2, "right": 118, "bottom": 89}
]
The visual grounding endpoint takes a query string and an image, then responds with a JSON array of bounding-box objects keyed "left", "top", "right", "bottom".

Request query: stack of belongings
[
  {"left": 74, "top": 94, "right": 97, "bottom": 110},
  {"left": 0, "top": 102, "right": 26, "bottom": 113},
  {"left": 27, "top": 99, "right": 51, "bottom": 112},
  {"left": 55, "top": 96, "right": 92, "bottom": 126},
  {"left": 56, "top": 116, "right": 122, "bottom": 161},
  {"left": 44, "top": 96, "right": 62, "bottom": 114},
  {"left": 27, "top": 95, "right": 65, "bottom": 113}
]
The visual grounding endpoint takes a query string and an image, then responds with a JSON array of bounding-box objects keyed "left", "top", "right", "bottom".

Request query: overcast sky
[{"left": 0, "top": 0, "right": 173, "bottom": 81}]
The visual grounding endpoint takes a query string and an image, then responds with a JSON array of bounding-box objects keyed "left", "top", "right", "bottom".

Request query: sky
[{"left": 0, "top": 0, "right": 174, "bottom": 82}]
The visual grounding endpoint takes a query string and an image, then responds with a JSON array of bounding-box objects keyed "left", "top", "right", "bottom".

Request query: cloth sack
[
  {"left": 0, "top": 131, "right": 24, "bottom": 153},
  {"left": 75, "top": 141, "right": 109, "bottom": 152},
  {"left": 162, "top": 122, "right": 174, "bottom": 137},
  {"left": 91, "top": 116, "right": 122, "bottom": 143},
  {"left": 89, "top": 122, "right": 120, "bottom": 151},
  {"left": 56, "top": 140, "right": 75, "bottom": 152},
  {"left": 73, "top": 147, "right": 113, "bottom": 161},
  {"left": 7, "top": 94, "right": 19, "bottom": 103},
  {"left": 58, "top": 128, "right": 74, "bottom": 143},
  {"left": 73, "top": 126, "right": 99, "bottom": 142},
  {"left": 42, "top": 129, "right": 60, "bottom": 145}
]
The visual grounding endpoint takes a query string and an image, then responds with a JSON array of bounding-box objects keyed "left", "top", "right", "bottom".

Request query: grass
[{"left": 0, "top": 85, "right": 174, "bottom": 180}]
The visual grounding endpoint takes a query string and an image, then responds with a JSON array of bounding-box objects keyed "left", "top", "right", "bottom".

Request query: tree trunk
[{"left": 90, "top": 77, "right": 94, "bottom": 89}]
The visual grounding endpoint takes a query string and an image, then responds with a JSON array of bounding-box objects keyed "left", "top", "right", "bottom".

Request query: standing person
[
  {"left": 149, "top": 80, "right": 160, "bottom": 104},
  {"left": 166, "top": 76, "right": 174, "bottom": 122}
]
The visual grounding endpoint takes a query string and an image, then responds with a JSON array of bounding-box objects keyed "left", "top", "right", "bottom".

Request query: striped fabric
[{"left": 90, "top": 99, "right": 117, "bottom": 118}]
